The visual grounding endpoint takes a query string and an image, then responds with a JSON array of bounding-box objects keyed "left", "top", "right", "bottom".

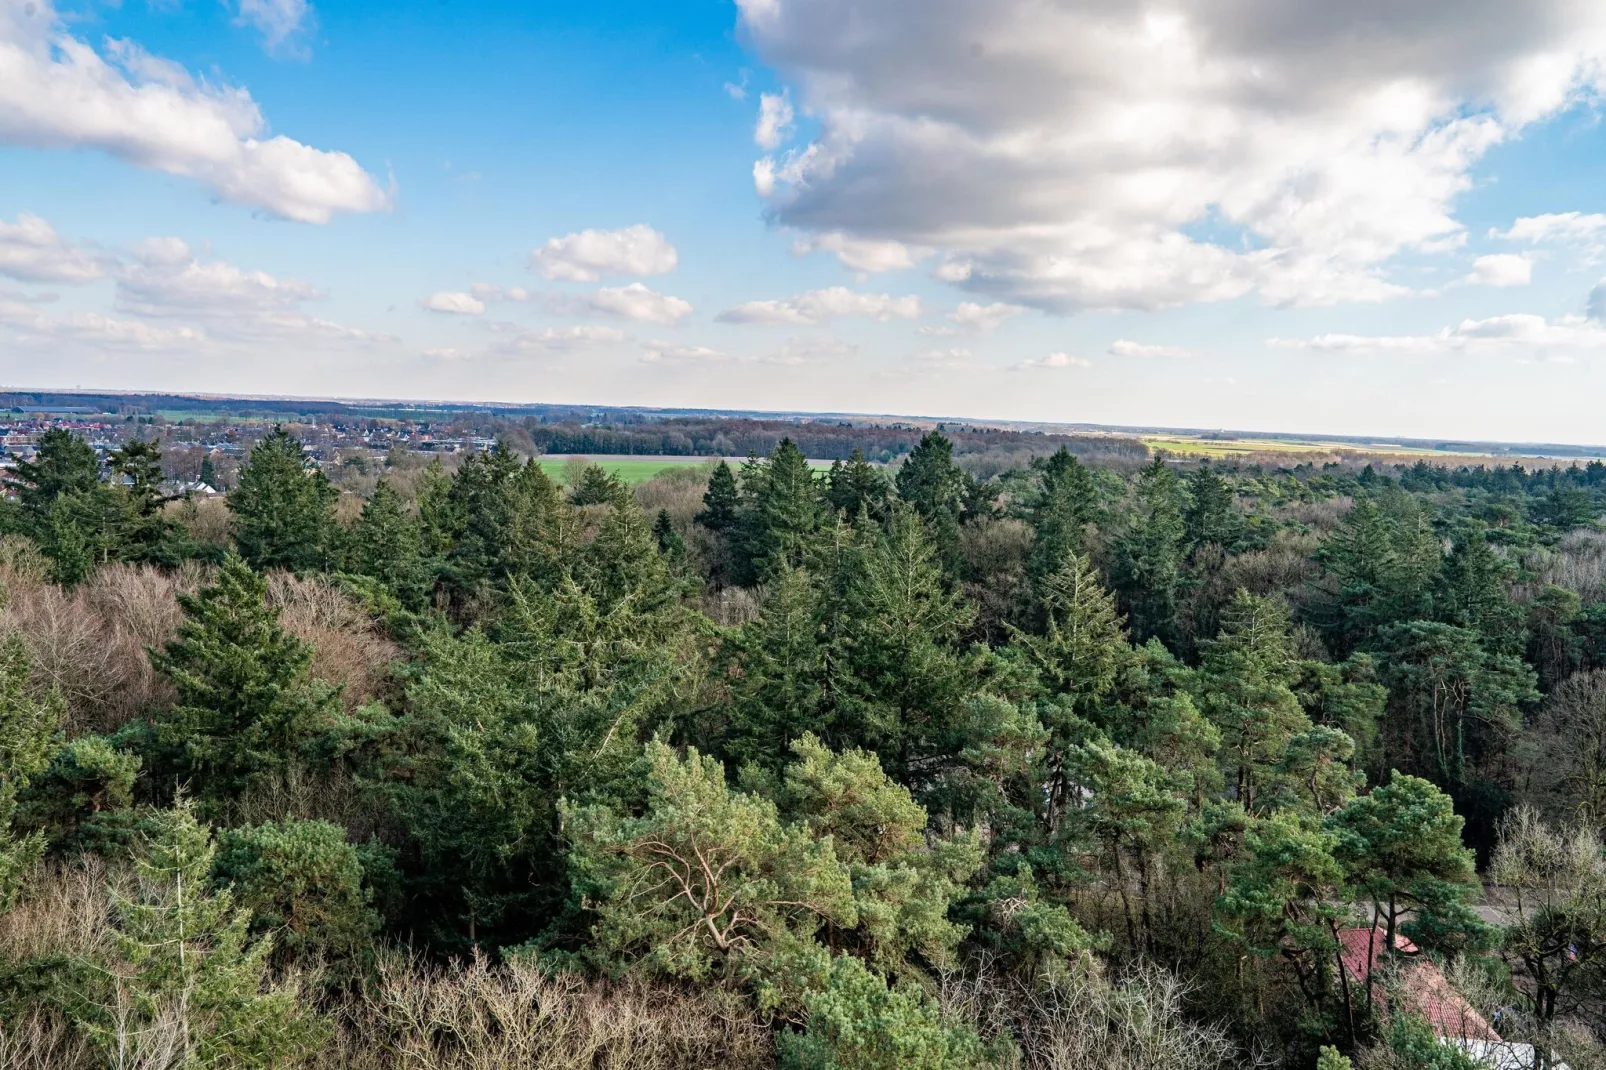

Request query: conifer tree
[
  {"left": 149, "top": 553, "right": 339, "bottom": 806},
  {"left": 827, "top": 449, "right": 889, "bottom": 521},
  {"left": 1027, "top": 447, "right": 1099, "bottom": 581},
  {"left": 738, "top": 439, "right": 827, "bottom": 584},
  {"left": 1113, "top": 457, "right": 1186, "bottom": 644},
  {"left": 569, "top": 463, "right": 630, "bottom": 507},
  {"left": 4, "top": 427, "right": 101, "bottom": 514},
  {"left": 228, "top": 426, "right": 337, "bottom": 573},
  {"left": 695, "top": 459, "right": 740, "bottom": 533},
  {"left": 725, "top": 564, "right": 828, "bottom": 767},
  {"left": 1183, "top": 463, "right": 1239, "bottom": 552},
  {"left": 349, "top": 478, "right": 429, "bottom": 606},
  {"left": 893, "top": 432, "right": 968, "bottom": 573},
  {"left": 83, "top": 798, "right": 321, "bottom": 1067},
  {"left": 652, "top": 508, "right": 684, "bottom": 558},
  {"left": 0, "top": 637, "right": 59, "bottom": 909}
]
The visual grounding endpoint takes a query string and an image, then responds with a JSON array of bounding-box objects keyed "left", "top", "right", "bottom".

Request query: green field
[{"left": 539, "top": 454, "right": 836, "bottom": 486}]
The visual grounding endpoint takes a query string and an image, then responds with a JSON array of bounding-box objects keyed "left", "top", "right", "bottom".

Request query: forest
[{"left": 3, "top": 425, "right": 1606, "bottom": 1068}]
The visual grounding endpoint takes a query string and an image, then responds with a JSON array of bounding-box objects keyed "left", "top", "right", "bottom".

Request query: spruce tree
[
  {"left": 1183, "top": 463, "right": 1239, "bottom": 552},
  {"left": 652, "top": 508, "right": 685, "bottom": 558},
  {"left": 0, "top": 637, "right": 59, "bottom": 908},
  {"left": 695, "top": 460, "right": 740, "bottom": 533},
  {"left": 149, "top": 553, "right": 338, "bottom": 806},
  {"left": 827, "top": 449, "right": 889, "bottom": 521},
  {"left": 349, "top": 478, "right": 429, "bottom": 606},
  {"left": 893, "top": 431, "right": 967, "bottom": 573},
  {"left": 84, "top": 798, "right": 321, "bottom": 1067},
  {"left": 1028, "top": 447, "right": 1099, "bottom": 580},
  {"left": 724, "top": 564, "right": 828, "bottom": 767},
  {"left": 228, "top": 426, "right": 337, "bottom": 572},
  {"left": 738, "top": 439, "right": 826, "bottom": 584},
  {"left": 4, "top": 427, "right": 100, "bottom": 514},
  {"left": 1113, "top": 457, "right": 1187, "bottom": 644}
]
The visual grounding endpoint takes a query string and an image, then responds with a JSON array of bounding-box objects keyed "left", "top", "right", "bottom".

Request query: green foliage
[
  {"left": 567, "top": 739, "right": 856, "bottom": 986},
  {"left": 16, "top": 734, "right": 140, "bottom": 853},
  {"left": 1317, "top": 1044, "right": 1354, "bottom": 1070},
  {"left": 1027, "top": 447, "right": 1099, "bottom": 581},
  {"left": 1184, "top": 464, "right": 1241, "bottom": 552},
  {"left": 696, "top": 459, "right": 741, "bottom": 533},
  {"left": 827, "top": 449, "right": 890, "bottom": 522},
  {"left": 779, "top": 954, "right": 989, "bottom": 1070},
  {"left": 724, "top": 565, "right": 828, "bottom": 768},
  {"left": 75, "top": 798, "right": 324, "bottom": 1067},
  {"left": 213, "top": 818, "right": 381, "bottom": 968},
  {"left": 149, "top": 552, "right": 340, "bottom": 806},
  {"left": 4, "top": 427, "right": 101, "bottom": 514},
  {"left": 347, "top": 478, "right": 430, "bottom": 607},
  {"left": 1112, "top": 457, "right": 1186, "bottom": 644},
  {"left": 1330, "top": 771, "right": 1485, "bottom": 953},
  {"left": 569, "top": 463, "right": 630, "bottom": 507},
  {"left": 737, "top": 440, "right": 828, "bottom": 584},
  {"left": 229, "top": 426, "right": 338, "bottom": 572},
  {"left": 894, "top": 432, "right": 969, "bottom": 573},
  {"left": 0, "top": 636, "right": 59, "bottom": 908}
]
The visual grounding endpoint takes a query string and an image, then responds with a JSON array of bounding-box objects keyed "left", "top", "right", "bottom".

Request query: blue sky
[{"left": 3, "top": 0, "right": 1606, "bottom": 442}]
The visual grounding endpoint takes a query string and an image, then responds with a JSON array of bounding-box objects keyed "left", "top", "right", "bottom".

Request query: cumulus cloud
[
  {"left": 1492, "top": 213, "right": 1606, "bottom": 244},
  {"left": 791, "top": 230, "right": 925, "bottom": 273},
  {"left": 495, "top": 324, "right": 628, "bottom": 353},
  {"left": 1109, "top": 339, "right": 1193, "bottom": 359},
  {"left": 642, "top": 340, "right": 730, "bottom": 363},
  {"left": 233, "top": 0, "right": 314, "bottom": 56},
  {"left": 529, "top": 224, "right": 677, "bottom": 281},
  {"left": 0, "top": 290, "right": 208, "bottom": 350},
  {"left": 111, "top": 239, "right": 382, "bottom": 343},
  {"left": 1270, "top": 314, "right": 1606, "bottom": 354},
  {"left": 951, "top": 301, "right": 1025, "bottom": 331},
  {"left": 755, "top": 90, "right": 794, "bottom": 150},
  {"left": 421, "top": 291, "right": 486, "bottom": 315},
  {"left": 0, "top": 213, "right": 105, "bottom": 283},
  {"left": 1013, "top": 351, "right": 1090, "bottom": 371},
  {"left": 588, "top": 282, "right": 693, "bottom": 325},
  {"left": 0, "top": 0, "right": 387, "bottom": 223},
  {"left": 717, "top": 286, "right": 920, "bottom": 325},
  {"left": 470, "top": 282, "right": 532, "bottom": 303},
  {"left": 737, "top": 0, "right": 1606, "bottom": 311},
  {"left": 1467, "top": 253, "right": 1533, "bottom": 287}
]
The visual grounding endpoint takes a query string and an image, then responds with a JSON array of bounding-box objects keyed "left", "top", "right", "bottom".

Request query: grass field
[
  {"left": 1140, "top": 435, "right": 1490, "bottom": 461},
  {"left": 538, "top": 454, "right": 836, "bottom": 486}
]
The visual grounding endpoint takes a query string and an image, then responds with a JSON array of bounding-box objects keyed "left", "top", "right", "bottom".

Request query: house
[{"left": 1337, "top": 925, "right": 1566, "bottom": 1070}]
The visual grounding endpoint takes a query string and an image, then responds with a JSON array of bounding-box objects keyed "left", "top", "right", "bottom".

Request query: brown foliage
[{"left": 265, "top": 572, "right": 400, "bottom": 709}]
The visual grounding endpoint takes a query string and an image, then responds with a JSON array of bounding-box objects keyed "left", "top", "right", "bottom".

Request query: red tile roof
[{"left": 1336, "top": 925, "right": 1500, "bottom": 1044}]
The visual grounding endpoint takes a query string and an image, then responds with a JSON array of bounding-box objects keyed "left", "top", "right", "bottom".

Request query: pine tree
[
  {"left": 198, "top": 454, "right": 218, "bottom": 490},
  {"left": 893, "top": 432, "right": 968, "bottom": 573},
  {"left": 149, "top": 553, "right": 339, "bottom": 805},
  {"left": 1113, "top": 457, "right": 1187, "bottom": 644},
  {"left": 724, "top": 564, "right": 828, "bottom": 768},
  {"left": 827, "top": 449, "right": 890, "bottom": 522},
  {"left": 1183, "top": 463, "right": 1239, "bottom": 552},
  {"left": 228, "top": 426, "right": 337, "bottom": 573},
  {"left": 1195, "top": 590, "right": 1311, "bottom": 813},
  {"left": 0, "top": 637, "right": 59, "bottom": 908},
  {"left": 4, "top": 427, "right": 101, "bottom": 514},
  {"left": 83, "top": 798, "right": 322, "bottom": 1067},
  {"left": 349, "top": 479, "right": 430, "bottom": 607},
  {"left": 569, "top": 463, "right": 629, "bottom": 507},
  {"left": 652, "top": 508, "right": 685, "bottom": 559},
  {"left": 695, "top": 460, "right": 740, "bottom": 533},
  {"left": 738, "top": 439, "right": 826, "bottom": 584},
  {"left": 1028, "top": 447, "right": 1099, "bottom": 581}
]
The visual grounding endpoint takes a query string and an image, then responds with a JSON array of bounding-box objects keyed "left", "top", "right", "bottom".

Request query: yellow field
[{"left": 1140, "top": 435, "right": 1492, "bottom": 462}]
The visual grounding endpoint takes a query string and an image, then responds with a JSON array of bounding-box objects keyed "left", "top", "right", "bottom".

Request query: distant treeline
[{"left": 517, "top": 416, "right": 1151, "bottom": 466}]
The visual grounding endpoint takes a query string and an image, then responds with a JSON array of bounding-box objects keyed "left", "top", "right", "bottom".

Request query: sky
[{"left": 3, "top": 0, "right": 1606, "bottom": 443}]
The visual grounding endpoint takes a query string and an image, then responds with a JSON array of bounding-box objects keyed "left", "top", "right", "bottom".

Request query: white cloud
[
  {"left": 918, "top": 324, "right": 958, "bottom": 336},
  {"left": 421, "top": 291, "right": 486, "bottom": 315},
  {"left": 529, "top": 224, "right": 677, "bottom": 281},
  {"left": 1467, "top": 253, "right": 1532, "bottom": 287},
  {"left": 791, "top": 230, "right": 925, "bottom": 273},
  {"left": 0, "top": 291, "right": 208, "bottom": 350},
  {"left": 423, "top": 347, "right": 469, "bottom": 361},
  {"left": 1270, "top": 313, "right": 1606, "bottom": 354},
  {"left": 110, "top": 240, "right": 382, "bottom": 344},
  {"left": 0, "top": 213, "right": 104, "bottom": 283},
  {"left": 951, "top": 301, "right": 1025, "bottom": 331},
  {"left": 1014, "top": 351, "right": 1091, "bottom": 371},
  {"left": 765, "top": 337, "right": 858, "bottom": 365},
  {"left": 725, "top": 69, "right": 751, "bottom": 100},
  {"left": 1589, "top": 280, "right": 1606, "bottom": 323},
  {"left": 642, "top": 340, "right": 729, "bottom": 363},
  {"left": 1109, "top": 339, "right": 1193, "bottom": 359},
  {"left": 588, "top": 282, "right": 693, "bottom": 325},
  {"left": 755, "top": 90, "right": 794, "bottom": 150},
  {"left": 0, "top": 0, "right": 388, "bottom": 223},
  {"left": 470, "top": 282, "right": 532, "bottom": 303},
  {"left": 737, "top": 0, "right": 1606, "bottom": 311},
  {"left": 496, "top": 324, "right": 628, "bottom": 353},
  {"left": 1492, "top": 213, "right": 1606, "bottom": 244},
  {"left": 717, "top": 286, "right": 921, "bottom": 325},
  {"left": 233, "top": 0, "right": 313, "bottom": 56}
]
